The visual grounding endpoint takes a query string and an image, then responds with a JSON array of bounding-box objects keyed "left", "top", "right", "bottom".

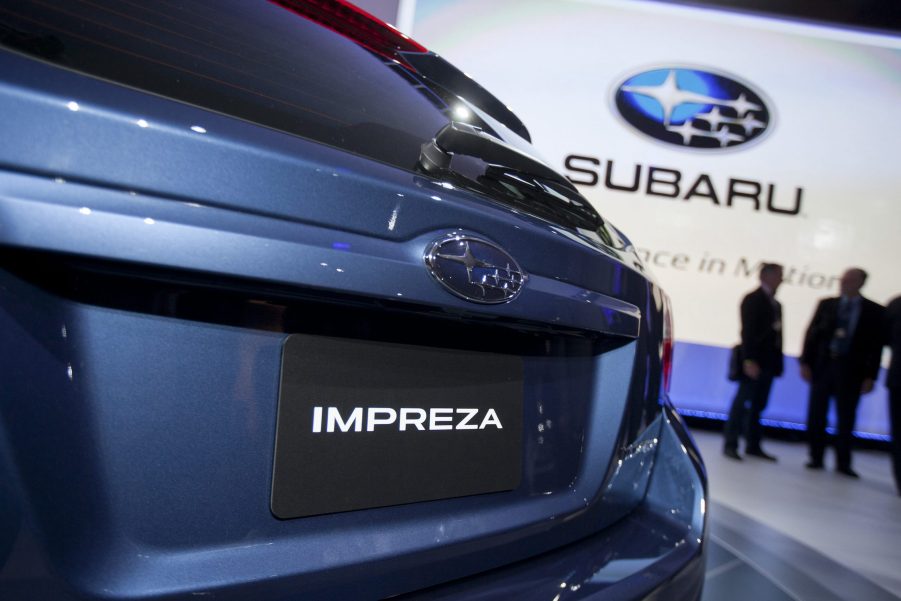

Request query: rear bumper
[{"left": 0, "top": 398, "right": 706, "bottom": 601}]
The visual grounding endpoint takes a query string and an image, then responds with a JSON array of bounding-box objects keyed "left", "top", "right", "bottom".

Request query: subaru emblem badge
[
  {"left": 614, "top": 66, "right": 772, "bottom": 150},
  {"left": 425, "top": 234, "right": 526, "bottom": 304}
]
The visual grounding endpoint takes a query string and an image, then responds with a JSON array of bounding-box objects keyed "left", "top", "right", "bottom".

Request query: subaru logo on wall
[
  {"left": 425, "top": 234, "right": 526, "bottom": 304},
  {"left": 614, "top": 67, "right": 772, "bottom": 150}
]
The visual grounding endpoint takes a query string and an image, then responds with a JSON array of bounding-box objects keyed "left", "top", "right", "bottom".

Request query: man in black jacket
[
  {"left": 885, "top": 295, "right": 901, "bottom": 495},
  {"left": 724, "top": 263, "right": 784, "bottom": 461},
  {"left": 801, "top": 268, "right": 885, "bottom": 478}
]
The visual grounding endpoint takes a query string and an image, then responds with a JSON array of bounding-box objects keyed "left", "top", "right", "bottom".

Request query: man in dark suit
[
  {"left": 885, "top": 295, "right": 901, "bottom": 495},
  {"left": 724, "top": 263, "right": 784, "bottom": 461},
  {"left": 801, "top": 268, "right": 885, "bottom": 478}
]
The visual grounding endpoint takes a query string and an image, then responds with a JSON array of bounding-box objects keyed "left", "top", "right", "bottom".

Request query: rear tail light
[
  {"left": 270, "top": 0, "right": 428, "bottom": 68},
  {"left": 661, "top": 292, "right": 674, "bottom": 394}
]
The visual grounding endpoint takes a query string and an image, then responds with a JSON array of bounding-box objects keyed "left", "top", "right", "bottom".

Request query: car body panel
[{"left": 0, "top": 2, "right": 706, "bottom": 599}]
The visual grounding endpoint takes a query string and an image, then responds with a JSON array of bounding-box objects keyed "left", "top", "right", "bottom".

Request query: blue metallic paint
[{"left": 0, "top": 11, "right": 705, "bottom": 598}]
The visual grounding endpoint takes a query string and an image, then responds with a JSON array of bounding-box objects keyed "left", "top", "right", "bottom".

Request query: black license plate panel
[{"left": 271, "top": 334, "right": 523, "bottom": 519}]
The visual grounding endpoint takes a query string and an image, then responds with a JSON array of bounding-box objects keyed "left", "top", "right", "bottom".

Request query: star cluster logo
[{"left": 614, "top": 67, "right": 771, "bottom": 150}]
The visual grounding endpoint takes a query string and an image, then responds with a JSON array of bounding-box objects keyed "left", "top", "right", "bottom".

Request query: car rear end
[{"left": 0, "top": 1, "right": 706, "bottom": 599}]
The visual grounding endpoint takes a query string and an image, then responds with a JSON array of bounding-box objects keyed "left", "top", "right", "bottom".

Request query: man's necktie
[{"left": 830, "top": 299, "right": 852, "bottom": 357}]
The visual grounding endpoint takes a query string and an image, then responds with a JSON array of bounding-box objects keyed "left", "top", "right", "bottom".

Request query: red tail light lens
[
  {"left": 270, "top": 0, "right": 427, "bottom": 68},
  {"left": 661, "top": 292, "right": 674, "bottom": 394}
]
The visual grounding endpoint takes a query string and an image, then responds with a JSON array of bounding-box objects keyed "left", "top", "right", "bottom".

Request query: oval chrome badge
[
  {"left": 425, "top": 235, "right": 526, "bottom": 304},
  {"left": 613, "top": 67, "right": 772, "bottom": 150}
]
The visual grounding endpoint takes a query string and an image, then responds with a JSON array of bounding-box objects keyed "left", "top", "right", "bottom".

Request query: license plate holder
[{"left": 271, "top": 334, "right": 523, "bottom": 519}]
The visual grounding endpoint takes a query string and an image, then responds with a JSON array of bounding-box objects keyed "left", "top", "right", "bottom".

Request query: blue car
[{"left": 0, "top": 1, "right": 706, "bottom": 599}]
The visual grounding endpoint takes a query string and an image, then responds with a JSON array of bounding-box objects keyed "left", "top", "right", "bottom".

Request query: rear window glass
[{"left": 0, "top": 0, "right": 449, "bottom": 170}]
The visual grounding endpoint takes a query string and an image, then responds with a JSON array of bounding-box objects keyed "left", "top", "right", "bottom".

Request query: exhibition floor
[{"left": 691, "top": 429, "right": 901, "bottom": 600}]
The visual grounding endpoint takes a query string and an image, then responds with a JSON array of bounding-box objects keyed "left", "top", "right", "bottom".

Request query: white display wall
[{"left": 404, "top": 0, "right": 901, "bottom": 436}]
